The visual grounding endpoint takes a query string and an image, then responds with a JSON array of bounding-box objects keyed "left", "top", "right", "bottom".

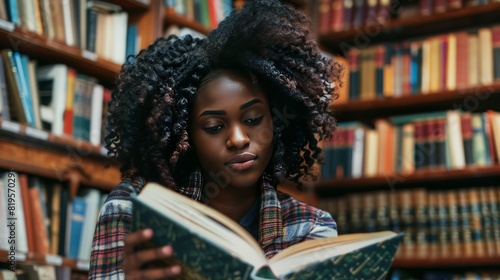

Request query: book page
[{"left": 269, "top": 231, "right": 397, "bottom": 276}]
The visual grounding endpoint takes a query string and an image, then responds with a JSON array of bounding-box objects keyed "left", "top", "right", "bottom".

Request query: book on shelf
[{"left": 132, "top": 182, "right": 403, "bottom": 280}]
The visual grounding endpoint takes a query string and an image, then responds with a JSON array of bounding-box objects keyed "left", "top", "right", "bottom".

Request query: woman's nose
[{"left": 226, "top": 125, "right": 250, "bottom": 150}]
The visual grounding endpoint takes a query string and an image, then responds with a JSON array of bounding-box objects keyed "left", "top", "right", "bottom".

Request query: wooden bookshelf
[
  {"left": 393, "top": 256, "right": 500, "bottom": 268},
  {"left": 163, "top": 9, "right": 211, "bottom": 35},
  {"left": 0, "top": 26, "right": 121, "bottom": 86},
  {"left": 106, "top": 0, "right": 151, "bottom": 10},
  {"left": 333, "top": 83, "right": 500, "bottom": 121},
  {"left": 0, "top": 121, "right": 120, "bottom": 197},
  {"left": 320, "top": 2, "right": 500, "bottom": 53},
  {"left": 0, "top": 250, "right": 89, "bottom": 272},
  {"left": 315, "top": 165, "right": 500, "bottom": 195}
]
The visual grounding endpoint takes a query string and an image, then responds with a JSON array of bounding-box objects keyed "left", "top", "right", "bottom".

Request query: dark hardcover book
[
  {"left": 57, "top": 186, "right": 69, "bottom": 257},
  {"left": 434, "top": 118, "right": 447, "bottom": 169},
  {"left": 132, "top": 183, "right": 403, "bottom": 280},
  {"left": 424, "top": 119, "right": 435, "bottom": 168},
  {"left": 0, "top": 55, "right": 10, "bottom": 120},
  {"left": 348, "top": 49, "right": 360, "bottom": 100},
  {"left": 375, "top": 45, "right": 384, "bottom": 97},
  {"left": 461, "top": 113, "right": 474, "bottom": 166},
  {"left": 352, "top": 0, "right": 366, "bottom": 28},
  {"left": 86, "top": 8, "right": 98, "bottom": 52},
  {"left": 414, "top": 120, "right": 425, "bottom": 170},
  {"left": 344, "top": 128, "right": 355, "bottom": 177},
  {"left": 321, "top": 137, "right": 334, "bottom": 179},
  {"left": 493, "top": 25, "right": 500, "bottom": 81},
  {"left": 343, "top": 0, "right": 354, "bottom": 30}
]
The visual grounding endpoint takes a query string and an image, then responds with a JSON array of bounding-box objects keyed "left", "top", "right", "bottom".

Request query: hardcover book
[{"left": 132, "top": 183, "right": 403, "bottom": 280}]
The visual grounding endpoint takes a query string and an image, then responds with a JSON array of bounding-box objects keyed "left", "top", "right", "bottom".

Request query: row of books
[
  {"left": 317, "top": 0, "right": 497, "bottom": 34},
  {"left": 0, "top": 171, "right": 108, "bottom": 268},
  {"left": 318, "top": 186, "right": 500, "bottom": 259},
  {"left": 0, "top": 0, "right": 137, "bottom": 64},
  {"left": 317, "top": 0, "right": 392, "bottom": 34},
  {"left": 321, "top": 110, "right": 500, "bottom": 179},
  {"left": 391, "top": 269, "right": 500, "bottom": 280},
  {"left": 0, "top": 265, "right": 87, "bottom": 280},
  {"left": 164, "top": 0, "right": 233, "bottom": 30},
  {"left": 0, "top": 49, "right": 112, "bottom": 145},
  {"left": 343, "top": 26, "right": 500, "bottom": 101}
]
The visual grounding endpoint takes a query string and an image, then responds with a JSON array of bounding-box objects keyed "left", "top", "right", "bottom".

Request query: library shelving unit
[
  {"left": 0, "top": 0, "right": 164, "bottom": 276},
  {"left": 313, "top": 1, "right": 500, "bottom": 275},
  {"left": 163, "top": 8, "right": 211, "bottom": 35}
]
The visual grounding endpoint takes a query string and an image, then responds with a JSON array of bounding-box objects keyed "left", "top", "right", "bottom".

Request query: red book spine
[
  {"left": 455, "top": 32, "right": 469, "bottom": 89},
  {"left": 331, "top": 0, "right": 344, "bottom": 31},
  {"left": 319, "top": 0, "right": 332, "bottom": 34}
]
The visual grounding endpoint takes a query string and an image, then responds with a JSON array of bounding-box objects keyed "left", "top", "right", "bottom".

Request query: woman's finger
[
  {"left": 124, "top": 228, "right": 153, "bottom": 255},
  {"left": 125, "top": 265, "right": 182, "bottom": 280},
  {"left": 129, "top": 245, "right": 175, "bottom": 268}
]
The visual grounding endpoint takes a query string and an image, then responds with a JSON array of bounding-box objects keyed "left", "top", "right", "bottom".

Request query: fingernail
[
  {"left": 162, "top": 245, "right": 172, "bottom": 256},
  {"left": 143, "top": 228, "right": 153, "bottom": 238},
  {"left": 170, "top": 265, "right": 181, "bottom": 274}
]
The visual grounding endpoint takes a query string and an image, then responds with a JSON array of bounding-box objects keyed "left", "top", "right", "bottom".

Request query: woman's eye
[
  {"left": 203, "top": 125, "right": 224, "bottom": 134},
  {"left": 245, "top": 116, "right": 264, "bottom": 126}
]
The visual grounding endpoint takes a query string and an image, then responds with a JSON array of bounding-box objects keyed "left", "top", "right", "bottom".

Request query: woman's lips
[
  {"left": 226, "top": 152, "right": 257, "bottom": 171},
  {"left": 227, "top": 159, "right": 256, "bottom": 171}
]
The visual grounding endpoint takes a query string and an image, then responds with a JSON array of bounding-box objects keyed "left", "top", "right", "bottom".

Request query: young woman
[{"left": 89, "top": 0, "right": 342, "bottom": 279}]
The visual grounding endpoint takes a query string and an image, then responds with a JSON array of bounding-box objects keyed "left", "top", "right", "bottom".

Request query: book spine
[
  {"left": 414, "top": 189, "right": 429, "bottom": 258},
  {"left": 399, "top": 190, "right": 415, "bottom": 258},
  {"left": 0, "top": 55, "right": 10, "bottom": 120},
  {"left": 86, "top": 8, "right": 98, "bottom": 52},
  {"left": 436, "top": 192, "right": 449, "bottom": 258},
  {"left": 434, "top": 118, "right": 447, "bottom": 170},
  {"left": 461, "top": 113, "right": 474, "bottom": 166},
  {"left": 427, "top": 191, "right": 440, "bottom": 258},
  {"left": 375, "top": 45, "right": 384, "bottom": 97},
  {"left": 487, "top": 187, "right": 500, "bottom": 255},
  {"left": 468, "top": 189, "right": 485, "bottom": 257},
  {"left": 414, "top": 120, "right": 425, "bottom": 170},
  {"left": 493, "top": 25, "right": 500, "bottom": 81},
  {"left": 343, "top": 0, "right": 353, "bottom": 30},
  {"left": 11, "top": 51, "right": 35, "bottom": 127},
  {"left": 318, "top": 0, "right": 331, "bottom": 34},
  {"left": 479, "top": 188, "right": 496, "bottom": 256},
  {"left": 446, "top": 191, "right": 461, "bottom": 258}
]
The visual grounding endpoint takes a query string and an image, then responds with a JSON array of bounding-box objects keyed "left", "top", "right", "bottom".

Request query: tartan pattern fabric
[{"left": 88, "top": 171, "right": 337, "bottom": 279}]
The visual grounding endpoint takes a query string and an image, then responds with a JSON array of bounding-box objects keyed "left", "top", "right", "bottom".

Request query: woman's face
[{"left": 190, "top": 71, "right": 274, "bottom": 191}]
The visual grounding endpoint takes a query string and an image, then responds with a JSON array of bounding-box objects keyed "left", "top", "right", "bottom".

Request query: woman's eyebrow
[
  {"left": 240, "top": 99, "right": 263, "bottom": 110},
  {"left": 199, "top": 110, "right": 226, "bottom": 117},
  {"left": 199, "top": 99, "right": 263, "bottom": 117}
]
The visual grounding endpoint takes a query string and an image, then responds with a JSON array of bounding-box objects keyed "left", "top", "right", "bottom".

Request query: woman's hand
[{"left": 123, "top": 228, "right": 182, "bottom": 279}]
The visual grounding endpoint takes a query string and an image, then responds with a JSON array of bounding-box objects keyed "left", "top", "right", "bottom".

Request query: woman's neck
[{"left": 202, "top": 184, "right": 259, "bottom": 222}]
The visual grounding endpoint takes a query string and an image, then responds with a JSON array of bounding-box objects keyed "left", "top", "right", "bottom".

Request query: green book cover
[{"left": 132, "top": 183, "right": 403, "bottom": 279}]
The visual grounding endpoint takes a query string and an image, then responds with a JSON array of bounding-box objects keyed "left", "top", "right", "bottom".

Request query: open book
[{"left": 131, "top": 183, "right": 403, "bottom": 280}]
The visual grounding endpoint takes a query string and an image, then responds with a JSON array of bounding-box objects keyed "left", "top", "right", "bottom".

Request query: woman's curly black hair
[{"left": 105, "top": 0, "right": 342, "bottom": 189}]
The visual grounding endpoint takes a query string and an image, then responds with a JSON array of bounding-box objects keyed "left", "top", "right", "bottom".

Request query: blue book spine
[
  {"left": 410, "top": 45, "right": 419, "bottom": 94},
  {"left": 13, "top": 52, "right": 35, "bottom": 127},
  {"left": 125, "top": 24, "right": 138, "bottom": 61},
  {"left": 68, "top": 197, "right": 87, "bottom": 259},
  {"left": 20, "top": 54, "right": 34, "bottom": 124},
  {"left": 5, "top": 0, "right": 19, "bottom": 25},
  {"left": 222, "top": 0, "right": 233, "bottom": 18}
]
